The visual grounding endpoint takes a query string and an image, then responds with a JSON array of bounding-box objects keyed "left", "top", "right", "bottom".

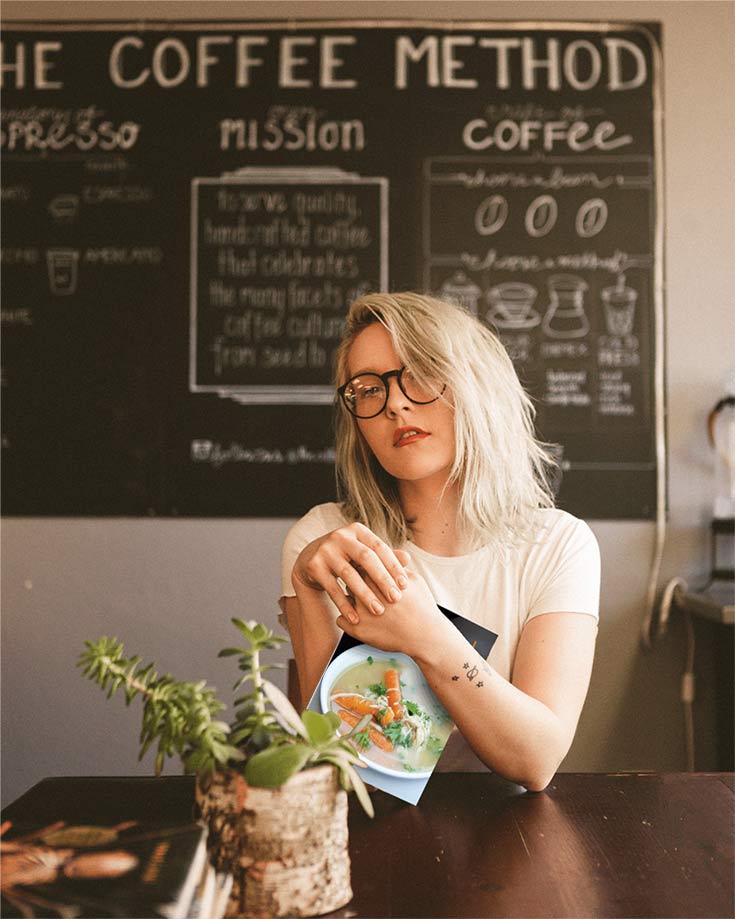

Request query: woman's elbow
[
  {"left": 511, "top": 740, "right": 570, "bottom": 792},
  {"left": 521, "top": 770, "right": 556, "bottom": 793}
]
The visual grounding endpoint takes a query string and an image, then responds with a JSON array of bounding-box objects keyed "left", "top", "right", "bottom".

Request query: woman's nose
[{"left": 384, "top": 377, "right": 411, "bottom": 416}]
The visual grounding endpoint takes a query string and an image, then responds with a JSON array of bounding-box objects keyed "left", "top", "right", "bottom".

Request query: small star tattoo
[
  {"left": 462, "top": 662, "right": 469, "bottom": 669},
  {"left": 477, "top": 681, "right": 484, "bottom": 688},
  {"left": 451, "top": 675, "right": 459, "bottom": 681}
]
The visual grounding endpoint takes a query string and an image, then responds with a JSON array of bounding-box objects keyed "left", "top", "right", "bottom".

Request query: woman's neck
[{"left": 398, "top": 478, "right": 472, "bottom": 556}]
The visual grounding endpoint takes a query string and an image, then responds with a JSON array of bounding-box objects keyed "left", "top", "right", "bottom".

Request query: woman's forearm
[
  {"left": 286, "top": 582, "right": 343, "bottom": 708},
  {"left": 413, "top": 623, "right": 571, "bottom": 791}
]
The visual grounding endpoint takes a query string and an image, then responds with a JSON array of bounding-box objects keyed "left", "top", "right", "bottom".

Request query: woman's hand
[
  {"left": 292, "top": 523, "right": 409, "bottom": 625},
  {"left": 335, "top": 562, "right": 453, "bottom": 660}
]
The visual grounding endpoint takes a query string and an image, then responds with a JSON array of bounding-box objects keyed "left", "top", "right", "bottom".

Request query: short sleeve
[
  {"left": 278, "top": 503, "right": 346, "bottom": 626},
  {"left": 525, "top": 515, "right": 600, "bottom": 622}
]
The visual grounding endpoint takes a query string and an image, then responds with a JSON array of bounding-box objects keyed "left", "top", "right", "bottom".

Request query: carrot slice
[
  {"left": 332, "top": 693, "right": 394, "bottom": 727},
  {"left": 384, "top": 669, "right": 404, "bottom": 720},
  {"left": 338, "top": 709, "right": 394, "bottom": 752}
]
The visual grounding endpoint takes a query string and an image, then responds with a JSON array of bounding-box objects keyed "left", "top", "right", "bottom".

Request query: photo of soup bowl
[{"left": 320, "top": 645, "right": 452, "bottom": 780}]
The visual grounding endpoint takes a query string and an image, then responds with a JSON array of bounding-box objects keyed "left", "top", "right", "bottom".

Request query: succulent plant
[{"left": 78, "top": 619, "right": 374, "bottom": 816}]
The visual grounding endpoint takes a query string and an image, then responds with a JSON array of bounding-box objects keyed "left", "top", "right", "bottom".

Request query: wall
[{"left": 2, "top": 0, "right": 734, "bottom": 806}]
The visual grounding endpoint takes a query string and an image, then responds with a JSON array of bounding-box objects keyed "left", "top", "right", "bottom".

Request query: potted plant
[{"left": 78, "top": 619, "right": 374, "bottom": 918}]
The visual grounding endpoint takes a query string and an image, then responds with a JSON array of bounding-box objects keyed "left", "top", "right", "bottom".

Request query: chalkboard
[{"left": 0, "top": 21, "right": 663, "bottom": 518}]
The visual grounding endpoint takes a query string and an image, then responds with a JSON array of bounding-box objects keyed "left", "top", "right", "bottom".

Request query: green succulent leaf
[
  {"left": 345, "top": 713, "right": 372, "bottom": 738},
  {"left": 261, "top": 681, "right": 309, "bottom": 739},
  {"left": 339, "top": 761, "right": 374, "bottom": 818},
  {"left": 301, "top": 710, "right": 339, "bottom": 746},
  {"left": 244, "top": 742, "right": 312, "bottom": 787},
  {"left": 325, "top": 711, "right": 341, "bottom": 731}
]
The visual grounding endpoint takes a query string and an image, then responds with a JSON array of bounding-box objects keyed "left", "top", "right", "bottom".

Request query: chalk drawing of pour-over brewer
[
  {"left": 541, "top": 274, "right": 589, "bottom": 339},
  {"left": 190, "top": 167, "right": 388, "bottom": 405}
]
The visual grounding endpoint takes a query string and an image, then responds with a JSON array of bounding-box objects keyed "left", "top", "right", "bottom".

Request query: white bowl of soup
[{"left": 320, "top": 645, "right": 452, "bottom": 779}]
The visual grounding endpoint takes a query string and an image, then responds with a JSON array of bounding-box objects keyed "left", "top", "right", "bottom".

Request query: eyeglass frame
[{"left": 337, "top": 366, "right": 447, "bottom": 419}]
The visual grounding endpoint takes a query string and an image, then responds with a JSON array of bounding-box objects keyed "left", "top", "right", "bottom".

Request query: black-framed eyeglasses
[{"left": 337, "top": 367, "right": 446, "bottom": 419}]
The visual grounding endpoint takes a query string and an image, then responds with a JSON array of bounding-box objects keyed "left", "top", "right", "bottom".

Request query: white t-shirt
[{"left": 279, "top": 501, "right": 600, "bottom": 771}]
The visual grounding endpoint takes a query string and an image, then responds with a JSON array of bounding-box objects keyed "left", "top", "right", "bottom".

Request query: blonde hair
[{"left": 334, "top": 292, "right": 556, "bottom": 551}]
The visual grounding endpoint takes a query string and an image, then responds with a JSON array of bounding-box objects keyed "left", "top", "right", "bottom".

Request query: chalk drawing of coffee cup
[
  {"left": 486, "top": 282, "right": 541, "bottom": 329},
  {"left": 46, "top": 249, "right": 79, "bottom": 295},
  {"left": 48, "top": 194, "right": 80, "bottom": 223},
  {"left": 601, "top": 278, "right": 638, "bottom": 337}
]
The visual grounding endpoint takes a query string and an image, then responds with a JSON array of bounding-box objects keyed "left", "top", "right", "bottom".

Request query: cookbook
[{"left": 307, "top": 606, "right": 498, "bottom": 805}]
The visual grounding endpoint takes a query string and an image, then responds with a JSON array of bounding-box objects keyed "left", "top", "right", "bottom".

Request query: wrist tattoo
[{"left": 452, "top": 659, "right": 492, "bottom": 685}]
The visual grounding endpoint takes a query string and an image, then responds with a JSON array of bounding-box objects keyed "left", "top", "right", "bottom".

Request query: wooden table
[{"left": 4, "top": 773, "right": 733, "bottom": 918}]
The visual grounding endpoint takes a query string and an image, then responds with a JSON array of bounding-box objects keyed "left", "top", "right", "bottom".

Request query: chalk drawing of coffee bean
[
  {"left": 474, "top": 195, "right": 509, "bottom": 236},
  {"left": 525, "top": 195, "right": 558, "bottom": 237},
  {"left": 576, "top": 198, "right": 608, "bottom": 238}
]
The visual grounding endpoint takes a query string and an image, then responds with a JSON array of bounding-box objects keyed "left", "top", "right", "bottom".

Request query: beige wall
[{"left": 2, "top": 1, "right": 734, "bottom": 805}]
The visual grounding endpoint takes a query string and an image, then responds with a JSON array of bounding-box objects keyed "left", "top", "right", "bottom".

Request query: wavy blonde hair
[{"left": 334, "top": 292, "right": 556, "bottom": 551}]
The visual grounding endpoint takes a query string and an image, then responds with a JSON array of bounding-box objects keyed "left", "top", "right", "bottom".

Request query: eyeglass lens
[{"left": 342, "top": 369, "right": 441, "bottom": 417}]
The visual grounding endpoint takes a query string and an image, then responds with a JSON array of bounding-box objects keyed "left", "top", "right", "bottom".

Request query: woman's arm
[
  {"left": 414, "top": 610, "right": 597, "bottom": 791},
  {"left": 335, "top": 567, "right": 597, "bottom": 791},
  {"left": 283, "top": 590, "right": 341, "bottom": 709}
]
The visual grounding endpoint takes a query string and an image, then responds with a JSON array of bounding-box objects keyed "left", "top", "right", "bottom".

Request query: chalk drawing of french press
[
  {"left": 437, "top": 270, "right": 482, "bottom": 316},
  {"left": 541, "top": 274, "right": 589, "bottom": 339}
]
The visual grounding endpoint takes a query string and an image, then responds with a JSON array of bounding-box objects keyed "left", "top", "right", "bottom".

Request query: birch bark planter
[{"left": 195, "top": 765, "right": 352, "bottom": 919}]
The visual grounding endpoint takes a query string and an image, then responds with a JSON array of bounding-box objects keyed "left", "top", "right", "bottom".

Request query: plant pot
[{"left": 195, "top": 764, "right": 352, "bottom": 919}]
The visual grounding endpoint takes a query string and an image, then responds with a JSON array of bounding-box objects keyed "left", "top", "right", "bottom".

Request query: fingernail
[
  {"left": 397, "top": 575, "right": 408, "bottom": 590},
  {"left": 350, "top": 613, "right": 360, "bottom": 625},
  {"left": 372, "top": 600, "right": 385, "bottom": 615},
  {"left": 389, "top": 587, "right": 401, "bottom": 602}
]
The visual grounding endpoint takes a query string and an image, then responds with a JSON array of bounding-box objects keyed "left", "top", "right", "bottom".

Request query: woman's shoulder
[{"left": 530, "top": 507, "right": 598, "bottom": 550}]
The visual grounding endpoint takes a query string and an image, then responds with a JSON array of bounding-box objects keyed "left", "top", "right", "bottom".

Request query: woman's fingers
[
  {"left": 298, "top": 524, "right": 409, "bottom": 621},
  {"left": 348, "top": 524, "right": 409, "bottom": 599},
  {"left": 338, "top": 561, "right": 388, "bottom": 616},
  {"left": 394, "top": 548, "right": 412, "bottom": 567}
]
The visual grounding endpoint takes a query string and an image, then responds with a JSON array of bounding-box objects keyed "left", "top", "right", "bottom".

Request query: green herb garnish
[
  {"left": 368, "top": 682, "right": 387, "bottom": 696},
  {"left": 384, "top": 722, "right": 411, "bottom": 748},
  {"left": 427, "top": 735, "right": 444, "bottom": 757},
  {"left": 366, "top": 656, "right": 374, "bottom": 665},
  {"left": 403, "top": 699, "right": 425, "bottom": 718},
  {"left": 353, "top": 728, "right": 371, "bottom": 749}
]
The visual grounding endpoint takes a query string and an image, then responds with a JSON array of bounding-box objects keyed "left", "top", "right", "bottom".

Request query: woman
[{"left": 280, "top": 292, "right": 599, "bottom": 791}]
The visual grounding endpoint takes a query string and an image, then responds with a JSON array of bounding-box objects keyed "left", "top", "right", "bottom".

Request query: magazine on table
[
  {"left": 307, "top": 605, "right": 498, "bottom": 805},
  {"left": 0, "top": 819, "right": 211, "bottom": 919}
]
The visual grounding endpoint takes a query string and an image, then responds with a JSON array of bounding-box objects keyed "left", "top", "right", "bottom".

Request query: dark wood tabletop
[{"left": 4, "top": 772, "right": 733, "bottom": 918}]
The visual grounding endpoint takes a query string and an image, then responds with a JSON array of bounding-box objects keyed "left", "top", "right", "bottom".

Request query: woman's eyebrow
[{"left": 349, "top": 367, "right": 380, "bottom": 377}]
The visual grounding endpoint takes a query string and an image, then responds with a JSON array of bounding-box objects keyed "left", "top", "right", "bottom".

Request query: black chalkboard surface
[{"left": 1, "top": 21, "right": 663, "bottom": 517}]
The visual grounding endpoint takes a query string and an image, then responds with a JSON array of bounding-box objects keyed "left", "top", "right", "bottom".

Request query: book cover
[
  {"left": 0, "top": 818, "right": 208, "bottom": 919},
  {"left": 307, "top": 605, "right": 498, "bottom": 805}
]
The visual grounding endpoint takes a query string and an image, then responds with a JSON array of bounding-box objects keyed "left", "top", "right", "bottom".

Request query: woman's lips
[{"left": 393, "top": 427, "right": 430, "bottom": 447}]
